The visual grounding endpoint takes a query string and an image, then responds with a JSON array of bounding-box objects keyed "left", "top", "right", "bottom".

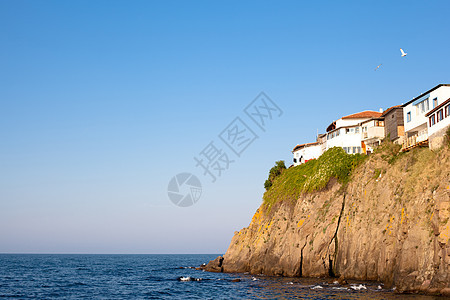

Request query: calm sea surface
[{"left": 0, "top": 254, "right": 444, "bottom": 299}]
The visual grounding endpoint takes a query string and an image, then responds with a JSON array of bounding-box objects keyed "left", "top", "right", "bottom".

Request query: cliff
[{"left": 206, "top": 144, "right": 450, "bottom": 296}]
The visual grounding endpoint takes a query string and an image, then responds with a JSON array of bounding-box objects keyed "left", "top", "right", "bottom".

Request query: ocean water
[{"left": 0, "top": 254, "right": 443, "bottom": 299}]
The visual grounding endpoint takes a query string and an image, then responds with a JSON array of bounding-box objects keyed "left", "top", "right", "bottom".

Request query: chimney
[{"left": 379, "top": 108, "right": 383, "bottom": 113}]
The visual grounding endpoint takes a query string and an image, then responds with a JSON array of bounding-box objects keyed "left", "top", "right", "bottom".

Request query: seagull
[
  {"left": 375, "top": 64, "right": 382, "bottom": 71},
  {"left": 400, "top": 48, "right": 407, "bottom": 57}
]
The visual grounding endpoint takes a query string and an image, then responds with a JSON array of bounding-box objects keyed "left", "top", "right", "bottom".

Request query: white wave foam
[
  {"left": 350, "top": 284, "right": 367, "bottom": 290},
  {"left": 178, "top": 276, "right": 202, "bottom": 282},
  {"left": 331, "top": 287, "right": 349, "bottom": 291}
]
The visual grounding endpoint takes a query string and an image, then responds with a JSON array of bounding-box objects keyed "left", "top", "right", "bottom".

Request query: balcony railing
[{"left": 402, "top": 131, "right": 428, "bottom": 151}]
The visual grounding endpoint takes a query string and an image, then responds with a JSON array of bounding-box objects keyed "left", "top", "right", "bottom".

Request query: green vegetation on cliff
[
  {"left": 264, "top": 160, "right": 286, "bottom": 191},
  {"left": 263, "top": 147, "right": 366, "bottom": 210}
]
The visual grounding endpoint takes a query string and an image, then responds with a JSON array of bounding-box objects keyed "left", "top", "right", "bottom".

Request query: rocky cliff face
[{"left": 206, "top": 146, "right": 450, "bottom": 296}]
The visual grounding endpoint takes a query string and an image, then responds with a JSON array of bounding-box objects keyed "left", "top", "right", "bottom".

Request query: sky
[{"left": 1, "top": 0, "right": 450, "bottom": 254}]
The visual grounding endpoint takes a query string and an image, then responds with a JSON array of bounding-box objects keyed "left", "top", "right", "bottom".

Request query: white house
[
  {"left": 402, "top": 84, "right": 450, "bottom": 151},
  {"left": 326, "top": 111, "right": 383, "bottom": 154},
  {"left": 426, "top": 97, "right": 450, "bottom": 149},
  {"left": 359, "top": 117, "right": 385, "bottom": 154},
  {"left": 292, "top": 142, "right": 322, "bottom": 166}
]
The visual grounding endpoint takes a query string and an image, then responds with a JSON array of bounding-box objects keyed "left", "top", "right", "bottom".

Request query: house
[
  {"left": 381, "top": 105, "right": 404, "bottom": 144},
  {"left": 292, "top": 142, "right": 322, "bottom": 166},
  {"left": 401, "top": 84, "right": 450, "bottom": 151},
  {"left": 426, "top": 97, "right": 450, "bottom": 150},
  {"left": 359, "top": 117, "right": 385, "bottom": 154},
  {"left": 326, "top": 110, "right": 383, "bottom": 154}
]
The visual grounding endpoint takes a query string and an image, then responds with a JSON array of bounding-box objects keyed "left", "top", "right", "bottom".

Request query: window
[
  {"left": 343, "top": 147, "right": 348, "bottom": 153},
  {"left": 418, "top": 99, "right": 429, "bottom": 113},
  {"left": 407, "top": 111, "right": 411, "bottom": 122},
  {"left": 429, "top": 115, "right": 436, "bottom": 127},
  {"left": 445, "top": 105, "right": 450, "bottom": 117},
  {"left": 355, "top": 127, "right": 360, "bottom": 133},
  {"left": 437, "top": 109, "right": 444, "bottom": 122},
  {"left": 419, "top": 102, "right": 424, "bottom": 113},
  {"left": 433, "top": 98, "right": 438, "bottom": 108},
  {"left": 293, "top": 158, "right": 297, "bottom": 163}
]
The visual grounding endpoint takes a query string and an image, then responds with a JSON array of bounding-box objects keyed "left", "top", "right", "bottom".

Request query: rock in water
[{"left": 204, "top": 256, "right": 224, "bottom": 273}]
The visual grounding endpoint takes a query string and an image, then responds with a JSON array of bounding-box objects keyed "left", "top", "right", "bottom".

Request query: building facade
[
  {"left": 326, "top": 111, "right": 382, "bottom": 154},
  {"left": 381, "top": 106, "right": 404, "bottom": 144},
  {"left": 426, "top": 97, "right": 450, "bottom": 150},
  {"left": 402, "top": 84, "right": 450, "bottom": 151},
  {"left": 292, "top": 142, "right": 322, "bottom": 166},
  {"left": 360, "top": 117, "right": 385, "bottom": 154}
]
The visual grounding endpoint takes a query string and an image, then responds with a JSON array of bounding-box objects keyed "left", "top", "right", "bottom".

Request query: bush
[
  {"left": 264, "top": 160, "right": 286, "bottom": 191},
  {"left": 264, "top": 179, "right": 272, "bottom": 190},
  {"left": 262, "top": 147, "right": 366, "bottom": 210}
]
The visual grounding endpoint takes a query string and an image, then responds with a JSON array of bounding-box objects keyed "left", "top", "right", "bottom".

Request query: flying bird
[
  {"left": 400, "top": 48, "right": 407, "bottom": 57},
  {"left": 375, "top": 64, "right": 382, "bottom": 71}
]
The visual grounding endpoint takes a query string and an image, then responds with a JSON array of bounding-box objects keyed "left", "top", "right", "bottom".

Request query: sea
[{"left": 0, "top": 254, "right": 444, "bottom": 299}]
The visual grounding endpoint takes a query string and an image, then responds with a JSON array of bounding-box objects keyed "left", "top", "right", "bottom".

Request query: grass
[
  {"left": 262, "top": 147, "right": 366, "bottom": 211},
  {"left": 374, "top": 140, "right": 403, "bottom": 164}
]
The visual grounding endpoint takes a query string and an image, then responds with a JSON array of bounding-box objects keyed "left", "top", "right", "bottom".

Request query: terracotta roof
[
  {"left": 380, "top": 105, "right": 402, "bottom": 117},
  {"left": 425, "top": 98, "right": 450, "bottom": 117},
  {"left": 326, "top": 121, "right": 336, "bottom": 132},
  {"left": 341, "top": 110, "right": 382, "bottom": 119},
  {"left": 292, "top": 142, "right": 318, "bottom": 152},
  {"left": 358, "top": 117, "right": 384, "bottom": 126}
]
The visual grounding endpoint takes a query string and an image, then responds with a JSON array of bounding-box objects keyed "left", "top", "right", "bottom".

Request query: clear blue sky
[{"left": 1, "top": 0, "right": 449, "bottom": 253}]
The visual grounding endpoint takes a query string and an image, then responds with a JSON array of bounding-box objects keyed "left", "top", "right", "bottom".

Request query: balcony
[
  {"left": 402, "top": 129, "right": 428, "bottom": 152},
  {"left": 361, "top": 126, "right": 384, "bottom": 141}
]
